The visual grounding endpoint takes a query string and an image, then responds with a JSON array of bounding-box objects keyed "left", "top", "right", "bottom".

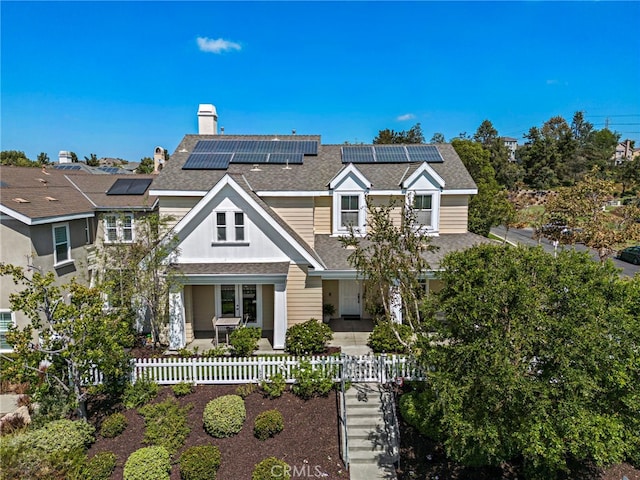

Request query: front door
[
  {"left": 340, "top": 280, "right": 361, "bottom": 317},
  {"left": 217, "top": 284, "right": 262, "bottom": 327}
]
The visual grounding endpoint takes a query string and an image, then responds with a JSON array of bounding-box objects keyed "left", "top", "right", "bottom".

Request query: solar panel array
[
  {"left": 98, "top": 167, "right": 122, "bottom": 174},
  {"left": 107, "top": 178, "right": 153, "bottom": 195},
  {"left": 183, "top": 140, "right": 317, "bottom": 170},
  {"left": 54, "top": 164, "right": 82, "bottom": 170},
  {"left": 341, "top": 145, "right": 443, "bottom": 164}
]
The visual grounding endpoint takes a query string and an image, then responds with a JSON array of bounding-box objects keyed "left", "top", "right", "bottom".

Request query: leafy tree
[
  {"left": 138, "top": 157, "right": 154, "bottom": 174},
  {"left": 473, "top": 120, "right": 514, "bottom": 189},
  {"left": 545, "top": 169, "right": 640, "bottom": 262},
  {"left": 1, "top": 150, "right": 35, "bottom": 166},
  {"left": 339, "top": 197, "right": 437, "bottom": 349},
  {"left": 36, "top": 152, "right": 50, "bottom": 166},
  {"left": 70, "top": 151, "right": 79, "bottom": 163},
  {"left": 416, "top": 244, "right": 640, "bottom": 478},
  {"left": 0, "top": 265, "right": 133, "bottom": 419},
  {"left": 451, "top": 139, "right": 511, "bottom": 236},
  {"left": 96, "top": 213, "right": 181, "bottom": 347},
  {"left": 84, "top": 153, "right": 100, "bottom": 167},
  {"left": 373, "top": 122, "right": 424, "bottom": 144},
  {"left": 614, "top": 155, "right": 640, "bottom": 196},
  {"left": 430, "top": 132, "right": 445, "bottom": 143}
]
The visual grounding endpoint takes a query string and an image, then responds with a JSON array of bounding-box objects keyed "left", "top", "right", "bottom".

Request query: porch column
[
  {"left": 390, "top": 283, "right": 403, "bottom": 324},
  {"left": 273, "top": 282, "right": 287, "bottom": 349},
  {"left": 168, "top": 290, "right": 186, "bottom": 350}
]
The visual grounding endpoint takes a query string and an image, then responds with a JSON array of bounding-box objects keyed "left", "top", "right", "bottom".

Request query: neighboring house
[
  {"left": 0, "top": 166, "right": 157, "bottom": 351},
  {"left": 149, "top": 105, "right": 490, "bottom": 350},
  {"left": 612, "top": 140, "right": 636, "bottom": 165},
  {"left": 503, "top": 137, "right": 518, "bottom": 162}
]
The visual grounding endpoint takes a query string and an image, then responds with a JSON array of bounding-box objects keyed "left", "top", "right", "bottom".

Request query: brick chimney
[{"left": 198, "top": 104, "right": 218, "bottom": 135}]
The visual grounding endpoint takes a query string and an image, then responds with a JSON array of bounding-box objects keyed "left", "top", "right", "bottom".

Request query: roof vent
[{"left": 13, "top": 197, "right": 30, "bottom": 203}]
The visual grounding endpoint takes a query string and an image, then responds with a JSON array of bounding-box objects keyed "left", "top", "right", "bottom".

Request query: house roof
[
  {"left": 173, "top": 262, "right": 290, "bottom": 276},
  {"left": 0, "top": 166, "right": 158, "bottom": 224},
  {"left": 0, "top": 166, "right": 94, "bottom": 224},
  {"left": 150, "top": 135, "right": 477, "bottom": 193}
]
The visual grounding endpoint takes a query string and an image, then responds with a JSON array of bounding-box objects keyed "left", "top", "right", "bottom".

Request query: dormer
[
  {"left": 402, "top": 163, "right": 445, "bottom": 234},
  {"left": 329, "top": 164, "right": 372, "bottom": 236}
]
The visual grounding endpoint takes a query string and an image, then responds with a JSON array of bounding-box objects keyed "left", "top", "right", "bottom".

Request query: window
[
  {"left": 214, "top": 211, "right": 247, "bottom": 243},
  {"left": 53, "top": 223, "right": 71, "bottom": 265},
  {"left": 104, "top": 214, "right": 134, "bottom": 243},
  {"left": 340, "top": 195, "right": 360, "bottom": 228},
  {"left": 0, "top": 311, "right": 14, "bottom": 352},
  {"left": 413, "top": 195, "right": 432, "bottom": 227}
]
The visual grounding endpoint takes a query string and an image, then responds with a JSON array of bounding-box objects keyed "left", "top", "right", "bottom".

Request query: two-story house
[
  {"left": 150, "top": 105, "right": 490, "bottom": 350},
  {"left": 0, "top": 166, "right": 157, "bottom": 351}
]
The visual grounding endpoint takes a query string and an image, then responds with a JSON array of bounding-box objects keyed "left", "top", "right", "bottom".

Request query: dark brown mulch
[
  {"left": 395, "top": 398, "right": 640, "bottom": 480},
  {"left": 87, "top": 385, "right": 348, "bottom": 480}
]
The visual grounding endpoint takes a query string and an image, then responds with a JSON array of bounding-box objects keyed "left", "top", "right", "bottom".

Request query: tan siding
[
  {"left": 266, "top": 197, "right": 314, "bottom": 247},
  {"left": 322, "top": 280, "right": 339, "bottom": 318},
  {"left": 429, "top": 279, "right": 444, "bottom": 294},
  {"left": 192, "top": 285, "right": 215, "bottom": 335},
  {"left": 314, "top": 197, "right": 332, "bottom": 234},
  {"left": 184, "top": 286, "right": 194, "bottom": 343},
  {"left": 370, "top": 195, "right": 404, "bottom": 226},
  {"left": 158, "top": 197, "right": 201, "bottom": 229},
  {"left": 286, "top": 263, "right": 322, "bottom": 327},
  {"left": 440, "top": 195, "right": 469, "bottom": 233}
]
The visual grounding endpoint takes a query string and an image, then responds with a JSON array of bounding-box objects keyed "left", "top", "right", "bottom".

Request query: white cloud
[
  {"left": 197, "top": 37, "right": 241, "bottom": 54},
  {"left": 397, "top": 113, "right": 415, "bottom": 121}
]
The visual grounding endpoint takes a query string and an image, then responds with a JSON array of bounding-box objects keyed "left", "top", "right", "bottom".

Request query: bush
[
  {"left": 139, "top": 397, "right": 192, "bottom": 455},
  {"left": 236, "top": 383, "right": 258, "bottom": 399},
  {"left": 367, "top": 321, "right": 413, "bottom": 353},
  {"left": 229, "top": 327, "right": 261, "bottom": 356},
  {"left": 285, "top": 319, "right": 333, "bottom": 355},
  {"left": 398, "top": 390, "right": 440, "bottom": 439},
  {"left": 179, "top": 445, "right": 222, "bottom": 480},
  {"left": 122, "top": 377, "right": 158, "bottom": 409},
  {"left": 203, "top": 394, "right": 246, "bottom": 438},
  {"left": 291, "top": 360, "right": 334, "bottom": 399},
  {"left": 252, "top": 457, "right": 291, "bottom": 480},
  {"left": 14, "top": 419, "right": 96, "bottom": 456},
  {"left": 78, "top": 451, "right": 117, "bottom": 480},
  {"left": 172, "top": 382, "right": 194, "bottom": 397},
  {"left": 124, "top": 446, "right": 171, "bottom": 480},
  {"left": 261, "top": 372, "right": 287, "bottom": 399},
  {"left": 100, "top": 412, "right": 128, "bottom": 438},
  {"left": 254, "top": 409, "right": 284, "bottom": 441}
]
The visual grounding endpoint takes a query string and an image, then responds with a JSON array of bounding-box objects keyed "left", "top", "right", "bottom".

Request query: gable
[{"left": 402, "top": 163, "right": 445, "bottom": 191}]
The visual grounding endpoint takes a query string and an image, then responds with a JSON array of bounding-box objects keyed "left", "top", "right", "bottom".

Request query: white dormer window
[
  {"left": 334, "top": 192, "right": 366, "bottom": 235},
  {"left": 406, "top": 190, "right": 440, "bottom": 233},
  {"left": 413, "top": 194, "right": 432, "bottom": 227},
  {"left": 214, "top": 210, "right": 248, "bottom": 244},
  {"left": 341, "top": 195, "right": 360, "bottom": 228}
]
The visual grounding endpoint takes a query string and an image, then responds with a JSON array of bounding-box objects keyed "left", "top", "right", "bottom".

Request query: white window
[
  {"left": 341, "top": 195, "right": 360, "bottom": 228},
  {"left": 0, "top": 311, "right": 14, "bottom": 352},
  {"left": 214, "top": 211, "right": 247, "bottom": 243},
  {"left": 334, "top": 193, "right": 366, "bottom": 235},
  {"left": 104, "top": 214, "right": 134, "bottom": 243},
  {"left": 53, "top": 223, "right": 71, "bottom": 265},
  {"left": 413, "top": 194, "right": 432, "bottom": 227}
]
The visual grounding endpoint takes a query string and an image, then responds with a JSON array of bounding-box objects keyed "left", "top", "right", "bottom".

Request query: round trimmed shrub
[
  {"left": 172, "top": 382, "right": 194, "bottom": 397},
  {"left": 252, "top": 457, "right": 291, "bottom": 480},
  {"left": 254, "top": 409, "right": 284, "bottom": 441},
  {"left": 284, "top": 319, "right": 333, "bottom": 355},
  {"left": 179, "top": 445, "right": 222, "bottom": 480},
  {"left": 367, "top": 321, "right": 413, "bottom": 353},
  {"left": 100, "top": 412, "right": 128, "bottom": 438},
  {"left": 79, "top": 451, "right": 117, "bottom": 480},
  {"left": 203, "top": 394, "right": 246, "bottom": 438},
  {"left": 123, "top": 446, "right": 171, "bottom": 480}
]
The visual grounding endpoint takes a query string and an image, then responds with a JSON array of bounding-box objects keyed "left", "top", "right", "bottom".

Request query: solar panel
[
  {"left": 374, "top": 146, "right": 409, "bottom": 162},
  {"left": 342, "top": 146, "right": 375, "bottom": 163},
  {"left": 183, "top": 153, "right": 232, "bottom": 170},
  {"left": 107, "top": 178, "right": 153, "bottom": 195},
  {"left": 231, "top": 153, "right": 269, "bottom": 164},
  {"left": 268, "top": 153, "right": 304, "bottom": 164},
  {"left": 191, "top": 139, "right": 318, "bottom": 156},
  {"left": 406, "top": 145, "right": 443, "bottom": 162},
  {"left": 98, "top": 167, "right": 121, "bottom": 174},
  {"left": 54, "top": 164, "right": 82, "bottom": 170}
]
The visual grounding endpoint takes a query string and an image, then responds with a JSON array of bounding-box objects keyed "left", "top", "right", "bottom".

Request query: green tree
[
  {"left": 451, "top": 138, "right": 511, "bottom": 236},
  {"left": 0, "top": 265, "right": 133, "bottom": 419},
  {"left": 430, "top": 132, "right": 445, "bottom": 143},
  {"left": 138, "top": 157, "right": 154, "bottom": 174},
  {"left": 373, "top": 123, "right": 424, "bottom": 144},
  {"left": 84, "top": 153, "right": 100, "bottom": 167},
  {"left": 70, "top": 151, "right": 79, "bottom": 163},
  {"left": 36, "top": 152, "right": 50, "bottom": 166},
  {"left": 96, "top": 213, "right": 181, "bottom": 347},
  {"left": 1, "top": 150, "right": 35, "bottom": 166},
  {"left": 473, "top": 120, "right": 514, "bottom": 188},
  {"left": 614, "top": 155, "right": 640, "bottom": 196},
  {"left": 416, "top": 244, "right": 640, "bottom": 477},
  {"left": 339, "top": 197, "right": 437, "bottom": 349}
]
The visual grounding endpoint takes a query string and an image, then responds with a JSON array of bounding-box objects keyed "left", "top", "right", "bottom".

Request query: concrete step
[
  {"left": 346, "top": 414, "right": 385, "bottom": 426},
  {"left": 349, "top": 462, "right": 397, "bottom": 480},
  {"left": 348, "top": 449, "right": 397, "bottom": 465},
  {"left": 348, "top": 436, "right": 389, "bottom": 452}
]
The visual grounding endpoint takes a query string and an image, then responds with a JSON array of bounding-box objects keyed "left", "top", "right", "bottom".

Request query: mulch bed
[
  {"left": 87, "top": 384, "right": 348, "bottom": 480},
  {"left": 395, "top": 394, "right": 640, "bottom": 480}
]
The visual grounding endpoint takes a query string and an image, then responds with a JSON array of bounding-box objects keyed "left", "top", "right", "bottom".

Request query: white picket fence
[{"left": 86, "top": 354, "right": 425, "bottom": 386}]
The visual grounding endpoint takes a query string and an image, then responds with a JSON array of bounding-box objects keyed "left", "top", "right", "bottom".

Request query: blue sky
[{"left": 2, "top": 1, "right": 639, "bottom": 163}]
